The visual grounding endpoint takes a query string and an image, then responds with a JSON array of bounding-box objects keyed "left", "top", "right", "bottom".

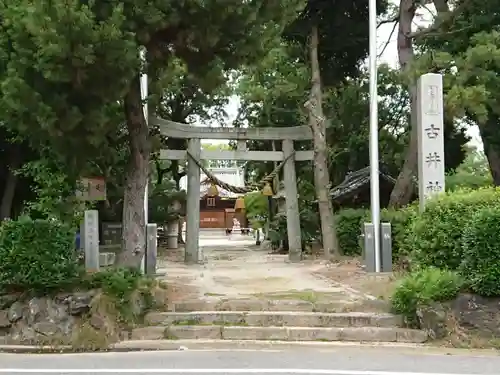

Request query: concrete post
[
  {"left": 185, "top": 137, "right": 202, "bottom": 263},
  {"left": 417, "top": 73, "right": 445, "bottom": 212},
  {"left": 363, "top": 222, "right": 375, "bottom": 272},
  {"left": 82, "top": 210, "right": 99, "bottom": 273},
  {"left": 380, "top": 222, "right": 392, "bottom": 272},
  {"left": 282, "top": 139, "right": 302, "bottom": 262},
  {"left": 146, "top": 223, "right": 158, "bottom": 275}
]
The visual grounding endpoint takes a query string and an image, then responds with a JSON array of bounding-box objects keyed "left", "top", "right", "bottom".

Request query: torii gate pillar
[{"left": 185, "top": 138, "right": 202, "bottom": 263}]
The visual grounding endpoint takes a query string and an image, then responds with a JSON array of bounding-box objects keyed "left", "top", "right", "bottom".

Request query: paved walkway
[{"left": 157, "top": 233, "right": 382, "bottom": 311}]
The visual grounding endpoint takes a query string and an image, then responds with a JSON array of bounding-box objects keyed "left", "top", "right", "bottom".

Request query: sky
[{"left": 203, "top": 1, "right": 483, "bottom": 149}]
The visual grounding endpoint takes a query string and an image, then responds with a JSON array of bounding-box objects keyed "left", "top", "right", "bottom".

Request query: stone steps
[
  {"left": 131, "top": 310, "right": 428, "bottom": 344},
  {"left": 131, "top": 325, "right": 427, "bottom": 343},
  {"left": 167, "top": 298, "right": 390, "bottom": 313},
  {"left": 145, "top": 311, "right": 402, "bottom": 328}
]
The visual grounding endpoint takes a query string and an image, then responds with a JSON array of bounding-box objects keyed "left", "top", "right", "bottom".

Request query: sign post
[
  {"left": 82, "top": 210, "right": 99, "bottom": 273},
  {"left": 417, "top": 73, "right": 446, "bottom": 212}
]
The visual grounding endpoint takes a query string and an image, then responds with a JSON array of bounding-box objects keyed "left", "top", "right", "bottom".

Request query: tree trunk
[
  {"left": 388, "top": 0, "right": 418, "bottom": 208},
  {"left": 479, "top": 113, "right": 500, "bottom": 186},
  {"left": 117, "top": 76, "right": 151, "bottom": 268},
  {"left": 307, "top": 24, "right": 339, "bottom": 258},
  {"left": 0, "top": 146, "right": 21, "bottom": 220}
]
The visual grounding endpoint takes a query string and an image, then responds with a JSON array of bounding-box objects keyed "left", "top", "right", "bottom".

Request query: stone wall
[
  {"left": 417, "top": 293, "right": 500, "bottom": 342},
  {"left": 0, "top": 290, "right": 149, "bottom": 346}
]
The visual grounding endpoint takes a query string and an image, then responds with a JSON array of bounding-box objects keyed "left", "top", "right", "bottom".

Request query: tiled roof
[{"left": 180, "top": 167, "right": 245, "bottom": 198}]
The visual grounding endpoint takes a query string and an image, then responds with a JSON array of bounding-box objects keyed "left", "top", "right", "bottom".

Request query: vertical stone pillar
[
  {"left": 83, "top": 210, "right": 99, "bottom": 272},
  {"left": 185, "top": 137, "right": 202, "bottom": 263},
  {"left": 282, "top": 139, "right": 302, "bottom": 262},
  {"left": 146, "top": 223, "right": 158, "bottom": 275},
  {"left": 417, "top": 73, "right": 445, "bottom": 212},
  {"left": 166, "top": 201, "right": 181, "bottom": 249}
]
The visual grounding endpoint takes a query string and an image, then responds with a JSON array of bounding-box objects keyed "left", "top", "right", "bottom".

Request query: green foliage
[
  {"left": 391, "top": 268, "right": 463, "bottom": 326},
  {"left": 268, "top": 212, "right": 287, "bottom": 243},
  {"left": 335, "top": 209, "right": 366, "bottom": 255},
  {"left": 460, "top": 206, "right": 500, "bottom": 297},
  {"left": 405, "top": 188, "right": 500, "bottom": 271},
  {"left": 88, "top": 267, "right": 153, "bottom": 317},
  {"left": 284, "top": 0, "right": 388, "bottom": 86},
  {"left": 0, "top": 217, "right": 79, "bottom": 292},
  {"left": 19, "top": 155, "right": 88, "bottom": 226},
  {"left": 446, "top": 148, "right": 492, "bottom": 191},
  {"left": 86, "top": 267, "right": 144, "bottom": 301},
  {"left": 148, "top": 181, "right": 185, "bottom": 224},
  {"left": 244, "top": 192, "right": 269, "bottom": 229}
]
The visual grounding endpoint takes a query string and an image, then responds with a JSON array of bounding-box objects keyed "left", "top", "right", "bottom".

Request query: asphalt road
[{"left": 0, "top": 347, "right": 499, "bottom": 375}]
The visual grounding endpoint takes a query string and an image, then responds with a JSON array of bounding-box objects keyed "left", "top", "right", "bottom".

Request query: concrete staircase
[{"left": 130, "top": 299, "right": 427, "bottom": 345}]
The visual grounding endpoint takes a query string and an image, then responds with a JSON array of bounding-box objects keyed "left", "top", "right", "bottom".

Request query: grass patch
[{"left": 254, "top": 289, "right": 344, "bottom": 304}]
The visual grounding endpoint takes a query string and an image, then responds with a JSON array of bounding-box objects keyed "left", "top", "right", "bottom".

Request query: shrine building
[{"left": 179, "top": 166, "right": 248, "bottom": 230}]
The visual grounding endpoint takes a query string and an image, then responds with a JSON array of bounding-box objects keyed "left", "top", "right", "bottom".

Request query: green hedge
[
  {"left": 335, "top": 209, "right": 366, "bottom": 255},
  {"left": 0, "top": 217, "right": 80, "bottom": 292},
  {"left": 403, "top": 188, "right": 500, "bottom": 271},
  {"left": 391, "top": 267, "right": 463, "bottom": 326},
  {"left": 460, "top": 206, "right": 500, "bottom": 297}
]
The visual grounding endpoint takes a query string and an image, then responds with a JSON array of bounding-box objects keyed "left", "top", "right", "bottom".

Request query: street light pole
[
  {"left": 140, "top": 47, "right": 148, "bottom": 273},
  {"left": 368, "top": 0, "right": 381, "bottom": 272}
]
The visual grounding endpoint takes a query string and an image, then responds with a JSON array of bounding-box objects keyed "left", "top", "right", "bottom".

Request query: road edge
[{"left": 1, "top": 339, "right": 499, "bottom": 357}]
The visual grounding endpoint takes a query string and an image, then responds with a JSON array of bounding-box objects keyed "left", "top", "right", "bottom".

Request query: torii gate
[{"left": 152, "top": 117, "right": 314, "bottom": 263}]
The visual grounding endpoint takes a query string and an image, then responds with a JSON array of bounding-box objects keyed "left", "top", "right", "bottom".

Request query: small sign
[
  {"left": 76, "top": 177, "right": 106, "bottom": 201},
  {"left": 424, "top": 85, "right": 440, "bottom": 115}
]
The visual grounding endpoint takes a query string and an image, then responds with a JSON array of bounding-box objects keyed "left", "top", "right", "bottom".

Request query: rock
[
  {"left": 26, "top": 297, "right": 47, "bottom": 324},
  {"left": 89, "top": 314, "right": 107, "bottom": 330},
  {"left": 33, "top": 321, "right": 60, "bottom": 336},
  {"left": 8, "top": 301, "right": 23, "bottom": 322},
  {"left": 46, "top": 299, "right": 70, "bottom": 323},
  {"left": 68, "top": 291, "right": 94, "bottom": 315},
  {"left": 0, "top": 310, "right": 11, "bottom": 328},
  {"left": 450, "top": 293, "right": 500, "bottom": 337},
  {"left": 0, "top": 289, "right": 130, "bottom": 346},
  {"left": 0, "top": 294, "right": 19, "bottom": 310},
  {"left": 9, "top": 323, "right": 37, "bottom": 344},
  {"left": 416, "top": 303, "right": 448, "bottom": 339}
]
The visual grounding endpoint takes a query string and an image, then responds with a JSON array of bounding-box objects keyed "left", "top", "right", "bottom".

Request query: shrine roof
[{"left": 330, "top": 166, "right": 397, "bottom": 201}]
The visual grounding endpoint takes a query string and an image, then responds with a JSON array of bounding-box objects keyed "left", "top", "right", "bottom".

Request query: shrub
[
  {"left": 391, "top": 267, "right": 463, "bottom": 326},
  {"left": 0, "top": 217, "right": 80, "bottom": 292},
  {"left": 461, "top": 206, "right": 500, "bottom": 297},
  {"left": 403, "top": 188, "right": 500, "bottom": 270},
  {"left": 335, "top": 209, "right": 367, "bottom": 255},
  {"left": 84, "top": 267, "right": 155, "bottom": 321}
]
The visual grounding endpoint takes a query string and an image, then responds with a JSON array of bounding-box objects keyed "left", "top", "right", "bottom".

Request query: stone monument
[{"left": 417, "top": 73, "right": 446, "bottom": 212}]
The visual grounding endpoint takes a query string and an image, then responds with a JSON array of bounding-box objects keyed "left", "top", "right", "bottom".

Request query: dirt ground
[
  {"left": 156, "top": 239, "right": 399, "bottom": 313},
  {"left": 311, "top": 256, "right": 401, "bottom": 302}
]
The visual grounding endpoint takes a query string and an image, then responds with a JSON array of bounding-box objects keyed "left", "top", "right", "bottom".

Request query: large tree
[
  {"left": 417, "top": 0, "right": 500, "bottom": 185},
  {"left": 281, "top": 0, "right": 388, "bottom": 257},
  {"left": 0, "top": 0, "right": 304, "bottom": 267}
]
